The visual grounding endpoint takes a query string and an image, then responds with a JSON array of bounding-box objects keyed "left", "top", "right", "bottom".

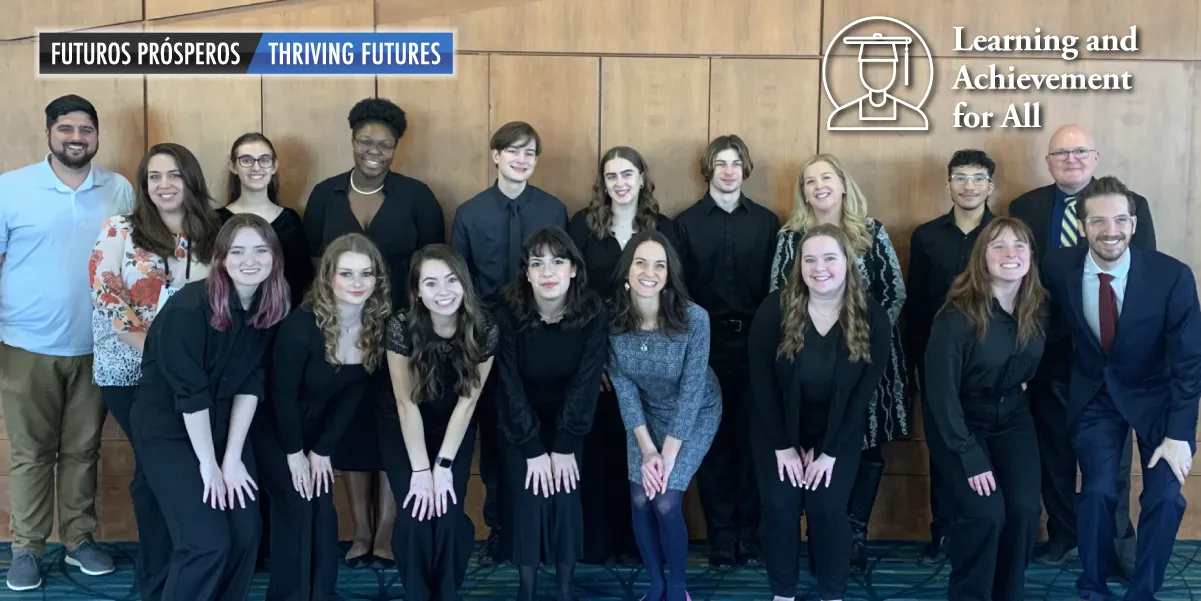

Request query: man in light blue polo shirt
[{"left": 0, "top": 94, "right": 133, "bottom": 591}]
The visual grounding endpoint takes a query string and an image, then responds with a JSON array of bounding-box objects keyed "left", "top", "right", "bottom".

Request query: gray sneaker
[
  {"left": 6, "top": 548, "right": 42, "bottom": 591},
  {"left": 65, "top": 541, "right": 114, "bottom": 576}
]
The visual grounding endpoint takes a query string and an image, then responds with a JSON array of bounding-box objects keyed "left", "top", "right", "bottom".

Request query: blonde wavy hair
[
  {"left": 781, "top": 153, "right": 874, "bottom": 257},
  {"left": 303, "top": 233, "right": 392, "bottom": 373},
  {"left": 778, "top": 224, "right": 873, "bottom": 363}
]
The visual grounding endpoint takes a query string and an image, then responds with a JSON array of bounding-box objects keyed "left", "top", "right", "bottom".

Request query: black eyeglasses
[{"left": 236, "top": 155, "right": 275, "bottom": 168}]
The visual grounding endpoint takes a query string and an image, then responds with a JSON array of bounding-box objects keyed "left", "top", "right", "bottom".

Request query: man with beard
[
  {"left": 0, "top": 94, "right": 133, "bottom": 590},
  {"left": 675, "top": 134, "right": 777, "bottom": 567},
  {"left": 904, "top": 149, "right": 997, "bottom": 565},
  {"left": 1040, "top": 175, "right": 1201, "bottom": 601},
  {"left": 450, "top": 120, "right": 568, "bottom": 563},
  {"left": 1008, "top": 124, "right": 1155, "bottom": 579}
]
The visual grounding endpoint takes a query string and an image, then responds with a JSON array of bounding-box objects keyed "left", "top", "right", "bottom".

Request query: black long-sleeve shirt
[
  {"left": 495, "top": 302, "right": 609, "bottom": 458},
  {"left": 303, "top": 170, "right": 445, "bottom": 310},
  {"left": 218, "top": 206, "right": 314, "bottom": 308},
  {"left": 134, "top": 280, "right": 274, "bottom": 445},
  {"left": 451, "top": 183, "right": 568, "bottom": 306},
  {"left": 904, "top": 207, "right": 994, "bottom": 388},
  {"left": 923, "top": 302, "right": 1045, "bottom": 477},
  {"left": 268, "top": 307, "right": 378, "bottom": 456},
  {"left": 674, "top": 193, "right": 780, "bottom": 320}
]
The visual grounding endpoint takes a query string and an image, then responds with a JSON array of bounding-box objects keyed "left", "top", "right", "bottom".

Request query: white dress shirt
[{"left": 1082, "top": 249, "right": 1130, "bottom": 346}]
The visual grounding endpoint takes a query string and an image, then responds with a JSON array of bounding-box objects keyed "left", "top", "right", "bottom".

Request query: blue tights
[{"left": 630, "top": 482, "right": 688, "bottom": 601}]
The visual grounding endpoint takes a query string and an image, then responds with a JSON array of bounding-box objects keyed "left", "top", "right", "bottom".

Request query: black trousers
[
  {"left": 250, "top": 413, "right": 340, "bottom": 601},
  {"left": 928, "top": 402, "right": 1041, "bottom": 601},
  {"left": 102, "top": 386, "right": 171, "bottom": 601},
  {"left": 753, "top": 433, "right": 861, "bottom": 601},
  {"left": 916, "top": 369, "right": 955, "bottom": 542},
  {"left": 378, "top": 409, "right": 476, "bottom": 601},
  {"left": 131, "top": 415, "right": 261, "bottom": 601},
  {"left": 478, "top": 370, "right": 506, "bottom": 541},
  {"left": 1029, "top": 376, "right": 1135, "bottom": 560},
  {"left": 695, "top": 320, "right": 760, "bottom": 549}
]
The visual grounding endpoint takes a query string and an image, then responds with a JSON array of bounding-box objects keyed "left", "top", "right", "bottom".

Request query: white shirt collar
[{"left": 1083, "top": 248, "right": 1131, "bottom": 280}]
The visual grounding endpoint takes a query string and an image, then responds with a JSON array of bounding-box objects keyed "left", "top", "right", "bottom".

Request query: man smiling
[{"left": 0, "top": 94, "right": 133, "bottom": 590}]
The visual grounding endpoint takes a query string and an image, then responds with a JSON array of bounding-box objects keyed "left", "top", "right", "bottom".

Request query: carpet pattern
[{"left": 4, "top": 540, "right": 1201, "bottom": 600}]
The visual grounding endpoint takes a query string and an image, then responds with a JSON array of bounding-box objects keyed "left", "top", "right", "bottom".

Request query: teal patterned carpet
[{"left": 4, "top": 540, "right": 1201, "bottom": 600}]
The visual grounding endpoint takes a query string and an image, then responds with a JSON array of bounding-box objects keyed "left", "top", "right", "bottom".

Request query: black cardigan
[{"left": 748, "top": 289, "right": 890, "bottom": 458}]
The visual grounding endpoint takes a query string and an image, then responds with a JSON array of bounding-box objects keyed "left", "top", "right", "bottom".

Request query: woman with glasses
[
  {"left": 300, "top": 97, "right": 446, "bottom": 568},
  {"left": 220, "top": 133, "right": 314, "bottom": 308}
]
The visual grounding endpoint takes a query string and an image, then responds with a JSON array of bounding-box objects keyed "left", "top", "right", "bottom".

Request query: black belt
[{"left": 713, "top": 316, "right": 749, "bottom": 333}]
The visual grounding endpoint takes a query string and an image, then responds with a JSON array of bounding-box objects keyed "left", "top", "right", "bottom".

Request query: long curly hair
[
  {"left": 405, "top": 244, "right": 491, "bottom": 405},
  {"left": 610, "top": 230, "right": 691, "bottom": 337},
  {"left": 303, "top": 233, "right": 392, "bottom": 373},
  {"left": 582, "top": 146, "right": 662, "bottom": 239},
  {"left": 778, "top": 223, "right": 873, "bottom": 362},
  {"left": 944, "top": 217, "right": 1047, "bottom": 347},
  {"left": 781, "top": 153, "right": 874, "bottom": 257},
  {"left": 500, "top": 226, "right": 601, "bottom": 331}
]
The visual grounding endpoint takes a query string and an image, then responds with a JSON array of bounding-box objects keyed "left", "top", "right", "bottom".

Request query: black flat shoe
[{"left": 345, "top": 553, "right": 372, "bottom": 569}]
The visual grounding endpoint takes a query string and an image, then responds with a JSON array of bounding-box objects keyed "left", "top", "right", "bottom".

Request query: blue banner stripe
[{"left": 249, "top": 33, "right": 455, "bottom": 75}]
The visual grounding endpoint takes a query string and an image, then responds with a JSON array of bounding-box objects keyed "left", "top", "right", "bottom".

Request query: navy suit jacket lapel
[
  {"left": 1112, "top": 247, "right": 1145, "bottom": 349},
  {"left": 1066, "top": 249, "right": 1103, "bottom": 356}
]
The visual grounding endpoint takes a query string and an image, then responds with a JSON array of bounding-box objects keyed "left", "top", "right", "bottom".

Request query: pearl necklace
[{"left": 350, "top": 172, "right": 384, "bottom": 195}]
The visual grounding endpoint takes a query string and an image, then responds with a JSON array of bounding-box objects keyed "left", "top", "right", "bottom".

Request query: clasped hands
[
  {"left": 199, "top": 455, "right": 258, "bottom": 510},
  {"left": 641, "top": 449, "right": 677, "bottom": 499},
  {"left": 775, "top": 447, "right": 835, "bottom": 489}
]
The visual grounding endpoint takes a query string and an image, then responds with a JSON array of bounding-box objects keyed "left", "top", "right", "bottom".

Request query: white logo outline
[{"left": 822, "top": 16, "right": 934, "bottom": 132}]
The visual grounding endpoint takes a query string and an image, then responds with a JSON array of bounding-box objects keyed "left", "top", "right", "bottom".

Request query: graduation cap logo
[{"left": 822, "top": 17, "right": 933, "bottom": 131}]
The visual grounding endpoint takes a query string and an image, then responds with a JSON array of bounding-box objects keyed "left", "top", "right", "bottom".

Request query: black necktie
[{"left": 507, "top": 201, "right": 522, "bottom": 283}]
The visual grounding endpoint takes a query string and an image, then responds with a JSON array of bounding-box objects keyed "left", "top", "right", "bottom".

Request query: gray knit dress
[{"left": 607, "top": 301, "right": 722, "bottom": 492}]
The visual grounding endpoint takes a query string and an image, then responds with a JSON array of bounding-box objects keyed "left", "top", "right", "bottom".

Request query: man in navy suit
[{"left": 1041, "top": 175, "right": 1201, "bottom": 601}]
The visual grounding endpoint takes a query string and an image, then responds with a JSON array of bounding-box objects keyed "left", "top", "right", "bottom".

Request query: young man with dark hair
[
  {"left": 450, "top": 120, "right": 568, "bottom": 563},
  {"left": 905, "top": 148, "right": 997, "bottom": 565},
  {"left": 1040, "top": 175, "right": 1199, "bottom": 601},
  {"left": 675, "top": 134, "right": 778, "bottom": 566},
  {"left": 0, "top": 94, "right": 134, "bottom": 590}
]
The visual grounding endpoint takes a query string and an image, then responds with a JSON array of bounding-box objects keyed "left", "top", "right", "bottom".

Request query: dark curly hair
[{"left": 347, "top": 97, "right": 408, "bottom": 141}]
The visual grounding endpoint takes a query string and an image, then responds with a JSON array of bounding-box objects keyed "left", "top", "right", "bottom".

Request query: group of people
[{"left": 0, "top": 91, "right": 1197, "bottom": 601}]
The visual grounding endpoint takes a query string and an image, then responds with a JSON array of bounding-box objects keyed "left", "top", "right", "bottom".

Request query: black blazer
[
  {"left": 1007, "top": 180, "right": 1156, "bottom": 267},
  {"left": 748, "top": 289, "right": 891, "bottom": 458},
  {"left": 1041, "top": 245, "right": 1201, "bottom": 444}
]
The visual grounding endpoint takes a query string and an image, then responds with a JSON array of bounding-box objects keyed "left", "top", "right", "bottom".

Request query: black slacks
[
  {"left": 131, "top": 417, "right": 261, "bottom": 601},
  {"left": 695, "top": 320, "right": 760, "bottom": 549},
  {"left": 102, "top": 385, "right": 171, "bottom": 601},
  {"left": 477, "top": 370, "right": 506, "bottom": 542},
  {"left": 378, "top": 408, "right": 476, "bottom": 601},
  {"left": 916, "top": 368, "right": 955, "bottom": 542},
  {"left": 752, "top": 433, "right": 861, "bottom": 601},
  {"left": 928, "top": 401, "right": 1041, "bottom": 601},
  {"left": 1029, "top": 376, "right": 1135, "bottom": 560},
  {"left": 250, "top": 413, "right": 340, "bottom": 601}
]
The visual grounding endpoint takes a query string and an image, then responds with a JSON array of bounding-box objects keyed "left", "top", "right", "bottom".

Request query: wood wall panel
[
  {"left": 146, "top": 77, "right": 263, "bottom": 201},
  {"left": 385, "top": 0, "right": 822, "bottom": 57},
  {"left": 145, "top": 0, "right": 283, "bottom": 21},
  {"left": 600, "top": 57, "right": 710, "bottom": 217},
  {"left": 150, "top": 0, "right": 374, "bottom": 30},
  {"left": 4, "top": 0, "right": 141, "bottom": 40},
  {"left": 817, "top": 58, "right": 1193, "bottom": 266},
  {"left": 378, "top": 53, "right": 491, "bottom": 232},
  {"left": 488, "top": 55, "right": 600, "bottom": 215},
  {"left": 0, "top": 42, "right": 145, "bottom": 183},
  {"left": 822, "top": 0, "right": 1193, "bottom": 60},
  {"left": 708, "top": 58, "right": 821, "bottom": 217}
]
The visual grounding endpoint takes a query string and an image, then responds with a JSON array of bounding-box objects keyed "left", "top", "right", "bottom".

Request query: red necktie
[{"left": 1098, "top": 272, "right": 1117, "bottom": 354}]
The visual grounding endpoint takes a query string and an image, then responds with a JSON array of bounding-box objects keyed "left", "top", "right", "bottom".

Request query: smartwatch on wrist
[{"left": 433, "top": 455, "right": 453, "bottom": 469}]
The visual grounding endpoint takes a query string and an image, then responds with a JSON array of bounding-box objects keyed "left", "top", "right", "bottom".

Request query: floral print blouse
[{"left": 89, "top": 214, "right": 208, "bottom": 386}]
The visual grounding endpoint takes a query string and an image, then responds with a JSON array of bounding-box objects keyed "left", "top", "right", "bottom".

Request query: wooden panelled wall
[{"left": 2, "top": 0, "right": 1200, "bottom": 543}]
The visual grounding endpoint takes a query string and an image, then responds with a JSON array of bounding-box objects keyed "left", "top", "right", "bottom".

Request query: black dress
[
  {"left": 303, "top": 170, "right": 446, "bottom": 473},
  {"left": 129, "top": 280, "right": 276, "bottom": 601},
  {"left": 494, "top": 302, "right": 609, "bottom": 567},
  {"left": 252, "top": 307, "right": 381, "bottom": 600},
  {"left": 217, "top": 206, "right": 313, "bottom": 308},
  {"left": 376, "top": 310, "right": 498, "bottom": 601},
  {"left": 565, "top": 209, "right": 680, "bottom": 564}
]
